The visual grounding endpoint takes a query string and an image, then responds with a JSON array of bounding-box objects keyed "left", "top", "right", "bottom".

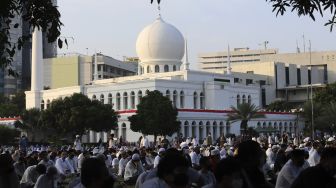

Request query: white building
[{"left": 26, "top": 17, "right": 300, "bottom": 142}]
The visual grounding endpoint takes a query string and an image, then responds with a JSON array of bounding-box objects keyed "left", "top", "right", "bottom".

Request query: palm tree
[{"left": 228, "top": 103, "right": 265, "bottom": 136}]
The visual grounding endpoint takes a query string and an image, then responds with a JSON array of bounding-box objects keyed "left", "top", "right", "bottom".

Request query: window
[
  {"left": 166, "top": 90, "right": 170, "bottom": 99},
  {"left": 41, "top": 100, "right": 45, "bottom": 110},
  {"left": 246, "top": 71, "right": 254, "bottom": 74},
  {"left": 164, "top": 65, "right": 169, "bottom": 72},
  {"left": 138, "top": 91, "right": 143, "bottom": 103},
  {"left": 193, "top": 92, "right": 198, "bottom": 109},
  {"left": 242, "top": 95, "right": 246, "bottom": 103},
  {"left": 308, "top": 69, "right": 311, "bottom": 84},
  {"left": 130, "top": 91, "right": 135, "bottom": 109},
  {"left": 108, "top": 93, "right": 112, "bottom": 105},
  {"left": 100, "top": 94, "right": 104, "bottom": 103},
  {"left": 297, "top": 68, "right": 301, "bottom": 85},
  {"left": 248, "top": 95, "right": 251, "bottom": 104},
  {"left": 122, "top": 123, "right": 127, "bottom": 140},
  {"left": 116, "top": 93, "right": 121, "bottom": 110},
  {"left": 147, "top": 66, "right": 151, "bottom": 73},
  {"left": 173, "top": 90, "right": 178, "bottom": 107},
  {"left": 285, "top": 67, "right": 289, "bottom": 86},
  {"left": 237, "top": 95, "right": 240, "bottom": 105},
  {"left": 123, "top": 92, "right": 128, "bottom": 109},
  {"left": 200, "top": 92, "right": 205, "bottom": 109},
  {"left": 92, "top": 95, "right": 97, "bottom": 100},
  {"left": 155, "top": 65, "right": 160, "bottom": 73},
  {"left": 180, "top": 91, "right": 185, "bottom": 108},
  {"left": 46, "top": 100, "right": 50, "bottom": 109},
  {"left": 246, "top": 79, "right": 253, "bottom": 85},
  {"left": 173, "top": 65, "right": 176, "bottom": 71}
]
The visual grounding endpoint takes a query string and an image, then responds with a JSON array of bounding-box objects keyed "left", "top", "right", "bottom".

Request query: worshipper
[
  {"left": 141, "top": 135, "right": 150, "bottom": 148},
  {"left": 274, "top": 144, "right": 289, "bottom": 173},
  {"left": 74, "top": 135, "right": 82, "bottom": 151},
  {"left": 124, "top": 153, "right": 144, "bottom": 185},
  {"left": 55, "top": 151, "right": 75, "bottom": 175},
  {"left": 12, "top": 150, "right": 20, "bottom": 162},
  {"left": 0, "top": 153, "right": 20, "bottom": 188},
  {"left": 38, "top": 151, "right": 54, "bottom": 169},
  {"left": 219, "top": 146, "right": 227, "bottom": 159},
  {"left": 77, "top": 150, "right": 90, "bottom": 172},
  {"left": 266, "top": 145, "right": 278, "bottom": 169},
  {"left": 14, "top": 156, "right": 26, "bottom": 179},
  {"left": 141, "top": 148, "right": 190, "bottom": 188},
  {"left": 206, "top": 134, "right": 212, "bottom": 146},
  {"left": 203, "top": 157, "right": 243, "bottom": 188},
  {"left": 198, "top": 156, "right": 216, "bottom": 186},
  {"left": 118, "top": 151, "right": 128, "bottom": 176},
  {"left": 108, "top": 134, "right": 117, "bottom": 149},
  {"left": 190, "top": 146, "right": 202, "bottom": 169},
  {"left": 34, "top": 166, "right": 58, "bottom": 188},
  {"left": 153, "top": 148, "right": 165, "bottom": 168},
  {"left": 307, "top": 141, "right": 321, "bottom": 166},
  {"left": 80, "top": 158, "right": 114, "bottom": 188},
  {"left": 20, "top": 164, "right": 46, "bottom": 188},
  {"left": 19, "top": 135, "right": 29, "bottom": 152},
  {"left": 291, "top": 147, "right": 336, "bottom": 188},
  {"left": 275, "top": 149, "right": 309, "bottom": 188},
  {"left": 66, "top": 151, "right": 78, "bottom": 173},
  {"left": 209, "top": 149, "right": 220, "bottom": 172},
  {"left": 236, "top": 140, "right": 273, "bottom": 188}
]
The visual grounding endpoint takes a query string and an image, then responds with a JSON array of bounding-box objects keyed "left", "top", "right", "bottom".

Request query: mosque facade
[{"left": 25, "top": 17, "right": 300, "bottom": 143}]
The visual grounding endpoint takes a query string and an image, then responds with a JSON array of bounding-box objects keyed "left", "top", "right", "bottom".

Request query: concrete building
[
  {"left": 43, "top": 53, "right": 138, "bottom": 89},
  {"left": 26, "top": 17, "right": 301, "bottom": 143}
]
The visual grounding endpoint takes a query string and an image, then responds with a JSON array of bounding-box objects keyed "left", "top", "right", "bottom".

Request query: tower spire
[{"left": 184, "top": 39, "right": 190, "bottom": 71}]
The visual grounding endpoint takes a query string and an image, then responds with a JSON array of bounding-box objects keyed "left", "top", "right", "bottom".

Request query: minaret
[
  {"left": 93, "top": 51, "right": 98, "bottom": 81},
  {"left": 31, "top": 27, "right": 44, "bottom": 91},
  {"left": 184, "top": 39, "right": 190, "bottom": 71},
  {"left": 227, "top": 44, "right": 232, "bottom": 75},
  {"left": 25, "top": 27, "right": 44, "bottom": 109}
]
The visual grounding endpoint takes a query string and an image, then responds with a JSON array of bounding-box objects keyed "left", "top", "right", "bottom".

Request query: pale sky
[{"left": 58, "top": 0, "right": 336, "bottom": 69}]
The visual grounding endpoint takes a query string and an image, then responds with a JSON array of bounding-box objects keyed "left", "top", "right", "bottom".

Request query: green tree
[
  {"left": 39, "top": 93, "right": 118, "bottom": 141},
  {"left": 1, "top": 0, "right": 63, "bottom": 76},
  {"left": 228, "top": 103, "right": 265, "bottom": 136},
  {"left": 314, "top": 82, "right": 336, "bottom": 105},
  {"left": 0, "top": 103, "right": 19, "bottom": 117},
  {"left": 302, "top": 101, "right": 324, "bottom": 135},
  {"left": 315, "top": 102, "right": 336, "bottom": 134},
  {"left": 10, "top": 92, "right": 25, "bottom": 111},
  {"left": 0, "top": 125, "right": 20, "bottom": 144},
  {"left": 129, "top": 90, "right": 179, "bottom": 144},
  {"left": 267, "top": 0, "right": 336, "bottom": 31},
  {"left": 17, "top": 108, "right": 41, "bottom": 141},
  {"left": 266, "top": 100, "right": 293, "bottom": 112}
]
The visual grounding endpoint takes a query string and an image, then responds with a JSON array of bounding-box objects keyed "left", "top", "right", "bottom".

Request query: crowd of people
[{"left": 0, "top": 133, "right": 336, "bottom": 188}]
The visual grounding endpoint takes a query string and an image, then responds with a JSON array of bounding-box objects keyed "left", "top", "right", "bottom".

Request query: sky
[{"left": 58, "top": 0, "right": 336, "bottom": 69}]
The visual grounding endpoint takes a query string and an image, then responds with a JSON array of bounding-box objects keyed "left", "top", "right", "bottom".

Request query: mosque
[{"left": 25, "top": 16, "right": 300, "bottom": 143}]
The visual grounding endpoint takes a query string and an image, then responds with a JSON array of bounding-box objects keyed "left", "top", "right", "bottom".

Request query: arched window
[
  {"left": 108, "top": 93, "right": 112, "bottom": 105},
  {"left": 193, "top": 92, "right": 198, "bottom": 109},
  {"left": 180, "top": 91, "right": 185, "bottom": 108},
  {"left": 274, "top": 122, "right": 278, "bottom": 129},
  {"left": 155, "top": 65, "right": 160, "bottom": 73},
  {"left": 284, "top": 122, "right": 288, "bottom": 133},
  {"left": 145, "top": 90, "right": 149, "bottom": 95},
  {"left": 138, "top": 91, "right": 143, "bottom": 103},
  {"left": 166, "top": 90, "right": 170, "bottom": 100},
  {"left": 123, "top": 92, "right": 128, "bottom": 109},
  {"left": 268, "top": 122, "right": 272, "bottom": 128},
  {"left": 116, "top": 93, "right": 121, "bottom": 110},
  {"left": 237, "top": 95, "right": 240, "bottom": 105},
  {"left": 92, "top": 95, "right": 96, "bottom": 100},
  {"left": 257, "top": 122, "right": 261, "bottom": 128},
  {"left": 242, "top": 95, "right": 246, "bottom": 103},
  {"left": 173, "top": 65, "right": 177, "bottom": 71},
  {"left": 41, "top": 100, "right": 45, "bottom": 110},
  {"left": 173, "top": 90, "right": 178, "bottom": 107},
  {"left": 100, "top": 94, "right": 104, "bottom": 103},
  {"left": 200, "top": 92, "right": 205, "bottom": 109},
  {"left": 248, "top": 95, "right": 251, "bottom": 104},
  {"left": 130, "top": 91, "right": 135, "bottom": 109},
  {"left": 164, "top": 65, "right": 169, "bottom": 72},
  {"left": 46, "top": 100, "right": 50, "bottom": 109},
  {"left": 184, "top": 121, "right": 189, "bottom": 137},
  {"left": 147, "top": 66, "right": 151, "bottom": 73},
  {"left": 262, "top": 122, "right": 266, "bottom": 129}
]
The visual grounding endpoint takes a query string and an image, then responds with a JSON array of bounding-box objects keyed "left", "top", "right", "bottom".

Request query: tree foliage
[
  {"left": 129, "top": 90, "right": 179, "bottom": 140},
  {"left": 314, "top": 82, "right": 336, "bottom": 104},
  {"left": 266, "top": 100, "right": 293, "bottom": 112},
  {"left": 228, "top": 103, "right": 265, "bottom": 133},
  {"left": 267, "top": 0, "right": 336, "bottom": 31},
  {"left": 0, "top": 0, "right": 63, "bottom": 76},
  {"left": 0, "top": 125, "right": 20, "bottom": 144},
  {"left": 38, "top": 93, "right": 118, "bottom": 141},
  {"left": 0, "top": 92, "right": 25, "bottom": 117}
]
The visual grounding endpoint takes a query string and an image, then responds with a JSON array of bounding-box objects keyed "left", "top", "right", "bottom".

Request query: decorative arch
[
  {"left": 164, "top": 65, "right": 169, "bottom": 72},
  {"left": 173, "top": 90, "right": 178, "bottom": 107},
  {"left": 108, "top": 93, "right": 112, "bottom": 105},
  {"left": 130, "top": 91, "right": 135, "bottom": 109},
  {"left": 173, "top": 65, "right": 177, "bottom": 71},
  {"left": 100, "top": 94, "right": 104, "bottom": 103},
  {"left": 237, "top": 95, "right": 241, "bottom": 105},
  {"left": 123, "top": 92, "right": 128, "bottom": 109},
  {"left": 155, "top": 65, "right": 160, "bottom": 73},
  {"left": 180, "top": 91, "right": 185, "bottom": 108},
  {"left": 193, "top": 92, "right": 198, "bottom": 109},
  {"left": 116, "top": 93, "right": 121, "bottom": 110}
]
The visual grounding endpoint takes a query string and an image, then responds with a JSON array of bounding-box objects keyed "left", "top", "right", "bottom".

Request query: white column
[
  {"left": 202, "top": 126, "right": 206, "bottom": 141},
  {"left": 89, "top": 131, "right": 95, "bottom": 143},
  {"left": 188, "top": 125, "right": 192, "bottom": 138},
  {"left": 196, "top": 125, "right": 200, "bottom": 142},
  {"left": 181, "top": 125, "right": 185, "bottom": 138},
  {"left": 31, "top": 27, "right": 43, "bottom": 91},
  {"left": 210, "top": 125, "right": 214, "bottom": 141},
  {"left": 216, "top": 125, "right": 220, "bottom": 138}
]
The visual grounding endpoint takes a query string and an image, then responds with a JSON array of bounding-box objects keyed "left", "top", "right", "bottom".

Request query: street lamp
[{"left": 291, "top": 108, "right": 303, "bottom": 144}]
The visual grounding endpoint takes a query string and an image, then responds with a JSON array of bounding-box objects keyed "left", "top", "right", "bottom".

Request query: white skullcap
[
  {"left": 92, "top": 147, "right": 99, "bottom": 155},
  {"left": 328, "top": 137, "right": 335, "bottom": 142},
  {"left": 132, "top": 153, "right": 140, "bottom": 161}
]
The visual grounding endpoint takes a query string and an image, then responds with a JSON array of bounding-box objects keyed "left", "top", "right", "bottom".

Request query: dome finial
[{"left": 157, "top": 3, "right": 162, "bottom": 19}]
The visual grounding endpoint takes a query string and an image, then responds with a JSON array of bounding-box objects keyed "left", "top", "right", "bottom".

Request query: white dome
[{"left": 136, "top": 17, "right": 185, "bottom": 65}]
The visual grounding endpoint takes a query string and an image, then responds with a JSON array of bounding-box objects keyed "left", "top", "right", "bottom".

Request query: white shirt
[
  {"left": 20, "top": 165, "right": 39, "bottom": 186},
  {"left": 153, "top": 155, "right": 161, "bottom": 168},
  {"left": 275, "top": 160, "right": 309, "bottom": 188},
  {"left": 141, "top": 177, "right": 170, "bottom": 188},
  {"left": 74, "top": 139, "right": 82, "bottom": 151},
  {"left": 124, "top": 160, "right": 144, "bottom": 181},
  {"left": 199, "top": 170, "right": 216, "bottom": 186},
  {"left": 142, "top": 137, "right": 150, "bottom": 148},
  {"left": 66, "top": 157, "right": 78, "bottom": 172},
  {"left": 308, "top": 148, "right": 320, "bottom": 166},
  {"left": 55, "top": 158, "right": 74, "bottom": 175},
  {"left": 190, "top": 152, "right": 201, "bottom": 167},
  {"left": 118, "top": 158, "right": 128, "bottom": 176}
]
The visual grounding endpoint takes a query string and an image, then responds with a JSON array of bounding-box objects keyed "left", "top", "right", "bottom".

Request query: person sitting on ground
[
  {"left": 124, "top": 153, "right": 144, "bottom": 185},
  {"left": 34, "top": 166, "right": 58, "bottom": 188},
  {"left": 80, "top": 158, "right": 114, "bottom": 188},
  {"left": 275, "top": 149, "right": 309, "bottom": 188},
  {"left": 55, "top": 151, "right": 74, "bottom": 176},
  {"left": 291, "top": 147, "right": 336, "bottom": 188},
  {"left": 20, "top": 164, "right": 46, "bottom": 188}
]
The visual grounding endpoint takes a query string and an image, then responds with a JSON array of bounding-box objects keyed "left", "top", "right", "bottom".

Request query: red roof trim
[{"left": 0, "top": 116, "right": 21, "bottom": 121}]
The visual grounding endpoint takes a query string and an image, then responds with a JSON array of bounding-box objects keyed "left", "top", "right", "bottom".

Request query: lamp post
[{"left": 291, "top": 108, "right": 303, "bottom": 145}]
